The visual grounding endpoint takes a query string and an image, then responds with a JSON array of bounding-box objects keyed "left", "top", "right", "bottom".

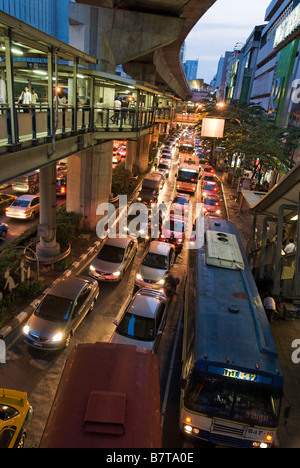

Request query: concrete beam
[
  {"left": 0, "top": 127, "right": 152, "bottom": 185},
  {"left": 69, "top": 3, "right": 184, "bottom": 71}
]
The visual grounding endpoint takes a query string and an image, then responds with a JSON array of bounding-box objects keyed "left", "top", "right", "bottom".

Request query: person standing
[
  {"left": 18, "top": 86, "right": 31, "bottom": 112},
  {"left": 31, "top": 88, "right": 38, "bottom": 105},
  {"left": 284, "top": 239, "right": 296, "bottom": 254},
  {"left": 113, "top": 96, "right": 121, "bottom": 125},
  {"left": 263, "top": 295, "right": 277, "bottom": 322}
]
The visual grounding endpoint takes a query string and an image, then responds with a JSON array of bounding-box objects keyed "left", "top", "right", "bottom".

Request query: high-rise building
[
  {"left": 250, "top": 0, "right": 300, "bottom": 128},
  {"left": 0, "top": 0, "right": 73, "bottom": 43},
  {"left": 183, "top": 59, "right": 199, "bottom": 81}
]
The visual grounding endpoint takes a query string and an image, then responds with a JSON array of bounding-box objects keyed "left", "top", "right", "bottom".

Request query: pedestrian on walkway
[
  {"left": 31, "top": 88, "right": 38, "bottom": 105},
  {"left": 18, "top": 86, "right": 31, "bottom": 112},
  {"left": 263, "top": 294, "right": 278, "bottom": 322},
  {"left": 113, "top": 96, "right": 121, "bottom": 125},
  {"left": 284, "top": 239, "right": 296, "bottom": 254}
]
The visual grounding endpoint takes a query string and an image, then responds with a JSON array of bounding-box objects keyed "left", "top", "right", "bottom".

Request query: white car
[
  {"left": 111, "top": 288, "right": 168, "bottom": 352},
  {"left": 135, "top": 240, "right": 176, "bottom": 289},
  {"left": 5, "top": 194, "right": 40, "bottom": 220},
  {"left": 89, "top": 236, "right": 138, "bottom": 281}
]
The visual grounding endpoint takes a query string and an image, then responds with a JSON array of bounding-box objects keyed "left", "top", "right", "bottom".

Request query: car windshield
[
  {"left": 142, "top": 252, "right": 168, "bottom": 270},
  {"left": 0, "top": 405, "right": 19, "bottom": 421},
  {"left": 35, "top": 294, "right": 74, "bottom": 322},
  {"left": 173, "top": 196, "right": 189, "bottom": 205},
  {"left": 177, "top": 170, "right": 198, "bottom": 183},
  {"left": 158, "top": 164, "right": 168, "bottom": 170},
  {"left": 203, "top": 176, "right": 215, "bottom": 182},
  {"left": 97, "top": 244, "right": 125, "bottom": 263},
  {"left": 11, "top": 200, "right": 30, "bottom": 207},
  {"left": 166, "top": 219, "right": 184, "bottom": 232},
  {"left": 204, "top": 198, "right": 219, "bottom": 206},
  {"left": 184, "top": 372, "right": 281, "bottom": 428},
  {"left": 204, "top": 185, "right": 216, "bottom": 191},
  {"left": 116, "top": 313, "right": 155, "bottom": 341}
]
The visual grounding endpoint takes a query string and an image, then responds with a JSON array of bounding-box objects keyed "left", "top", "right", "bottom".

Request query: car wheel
[
  {"left": 30, "top": 211, "right": 36, "bottom": 220},
  {"left": 17, "top": 432, "right": 26, "bottom": 448},
  {"left": 64, "top": 333, "right": 72, "bottom": 348},
  {"left": 1, "top": 230, "right": 7, "bottom": 239}
]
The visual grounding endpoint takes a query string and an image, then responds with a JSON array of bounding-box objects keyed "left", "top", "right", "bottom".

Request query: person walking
[
  {"left": 263, "top": 295, "right": 277, "bottom": 322},
  {"left": 18, "top": 86, "right": 32, "bottom": 112}
]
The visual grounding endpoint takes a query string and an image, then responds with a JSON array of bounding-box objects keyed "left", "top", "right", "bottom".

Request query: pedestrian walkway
[{"left": 221, "top": 174, "right": 300, "bottom": 448}]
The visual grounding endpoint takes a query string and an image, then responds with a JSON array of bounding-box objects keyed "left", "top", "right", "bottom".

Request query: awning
[{"left": 245, "top": 163, "right": 300, "bottom": 221}]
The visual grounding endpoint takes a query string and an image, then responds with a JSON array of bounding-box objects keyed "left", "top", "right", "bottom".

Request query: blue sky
[{"left": 185, "top": 0, "right": 271, "bottom": 83}]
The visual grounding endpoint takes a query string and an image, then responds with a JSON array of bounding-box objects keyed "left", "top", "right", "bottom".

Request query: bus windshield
[
  {"left": 184, "top": 372, "right": 281, "bottom": 428},
  {"left": 177, "top": 170, "right": 198, "bottom": 183}
]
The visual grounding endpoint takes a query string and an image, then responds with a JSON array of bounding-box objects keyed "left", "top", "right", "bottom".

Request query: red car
[
  {"left": 203, "top": 195, "right": 221, "bottom": 217},
  {"left": 202, "top": 182, "right": 219, "bottom": 199},
  {"left": 203, "top": 165, "right": 215, "bottom": 175}
]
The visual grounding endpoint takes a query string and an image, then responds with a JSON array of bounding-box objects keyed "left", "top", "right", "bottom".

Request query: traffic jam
[{"left": 0, "top": 128, "right": 226, "bottom": 448}]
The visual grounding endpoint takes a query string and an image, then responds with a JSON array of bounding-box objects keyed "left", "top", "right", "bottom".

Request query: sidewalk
[{"left": 221, "top": 175, "right": 300, "bottom": 448}]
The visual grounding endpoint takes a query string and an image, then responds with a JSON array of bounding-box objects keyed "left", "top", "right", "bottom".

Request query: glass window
[
  {"left": 97, "top": 245, "right": 125, "bottom": 263},
  {"left": 184, "top": 372, "right": 281, "bottom": 427},
  {"left": 0, "top": 405, "right": 19, "bottom": 421},
  {"left": 0, "top": 427, "right": 16, "bottom": 449},
  {"left": 35, "top": 294, "right": 74, "bottom": 322},
  {"left": 142, "top": 252, "right": 167, "bottom": 270},
  {"left": 116, "top": 313, "right": 155, "bottom": 342}
]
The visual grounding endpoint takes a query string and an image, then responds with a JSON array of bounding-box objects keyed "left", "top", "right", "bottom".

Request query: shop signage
[{"left": 274, "top": 3, "right": 300, "bottom": 48}]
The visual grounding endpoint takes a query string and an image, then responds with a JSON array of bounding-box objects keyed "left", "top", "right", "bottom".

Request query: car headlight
[
  {"left": 137, "top": 197, "right": 142, "bottom": 201},
  {"left": 23, "top": 324, "right": 30, "bottom": 335},
  {"left": 89, "top": 265, "right": 96, "bottom": 271},
  {"left": 52, "top": 332, "right": 64, "bottom": 343},
  {"left": 113, "top": 271, "right": 121, "bottom": 277},
  {"left": 136, "top": 273, "right": 142, "bottom": 280},
  {"left": 158, "top": 279, "right": 165, "bottom": 285}
]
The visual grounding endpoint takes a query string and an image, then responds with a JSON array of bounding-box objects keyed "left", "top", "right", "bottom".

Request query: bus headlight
[{"left": 183, "top": 424, "right": 200, "bottom": 435}]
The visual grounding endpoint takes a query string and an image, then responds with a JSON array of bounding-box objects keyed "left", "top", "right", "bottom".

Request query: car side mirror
[{"left": 113, "top": 320, "right": 118, "bottom": 326}]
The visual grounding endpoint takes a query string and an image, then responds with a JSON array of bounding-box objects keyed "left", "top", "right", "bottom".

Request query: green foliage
[
  {"left": 195, "top": 101, "right": 300, "bottom": 177},
  {"left": 111, "top": 163, "right": 143, "bottom": 196},
  {"left": 56, "top": 205, "right": 83, "bottom": 243}
]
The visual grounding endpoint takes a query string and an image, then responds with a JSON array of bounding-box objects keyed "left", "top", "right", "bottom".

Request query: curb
[{"left": 0, "top": 240, "right": 101, "bottom": 341}]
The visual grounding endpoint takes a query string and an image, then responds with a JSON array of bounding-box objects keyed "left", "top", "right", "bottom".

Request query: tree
[{"left": 195, "top": 101, "right": 300, "bottom": 183}]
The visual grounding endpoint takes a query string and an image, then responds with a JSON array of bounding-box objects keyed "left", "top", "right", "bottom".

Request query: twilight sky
[{"left": 184, "top": 0, "right": 271, "bottom": 83}]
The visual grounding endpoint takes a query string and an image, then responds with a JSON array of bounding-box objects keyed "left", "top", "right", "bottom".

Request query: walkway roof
[
  {"left": 0, "top": 11, "right": 98, "bottom": 66},
  {"left": 246, "top": 163, "right": 300, "bottom": 221}
]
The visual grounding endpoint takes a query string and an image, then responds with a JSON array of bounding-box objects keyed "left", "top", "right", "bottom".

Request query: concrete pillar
[
  {"left": 125, "top": 140, "right": 136, "bottom": 172},
  {"left": 67, "top": 141, "right": 113, "bottom": 231},
  {"left": 36, "top": 163, "right": 60, "bottom": 259},
  {"left": 134, "top": 133, "right": 150, "bottom": 173}
]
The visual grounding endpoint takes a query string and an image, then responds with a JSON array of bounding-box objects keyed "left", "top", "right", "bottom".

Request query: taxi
[
  {"left": 0, "top": 193, "right": 16, "bottom": 214},
  {"left": 0, "top": 389, "right": 32, "bottom": 448}
]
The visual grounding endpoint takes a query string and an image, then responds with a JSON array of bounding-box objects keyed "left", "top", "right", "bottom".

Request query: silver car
[
  {"left": 89, "top": 236, "right": 138, "bottom": 281},
  {"left": 111, "top": 288, "right": 168, "bottom": 352},
  {"left": 135, "top": 240, "right": 176, "bottom": 289},
  {"left": 22, "top": 276, "right": 99, "bottom": 350},
  {"left": 5, "top": 194, "right": 40, "bottom": 220}
]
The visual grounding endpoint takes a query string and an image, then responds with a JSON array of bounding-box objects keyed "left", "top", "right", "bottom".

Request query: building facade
[{"left": 0, "top": 0, "right": 72, "bottom": 43}]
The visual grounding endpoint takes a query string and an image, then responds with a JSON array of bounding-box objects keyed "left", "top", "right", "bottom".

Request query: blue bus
[{"left": 180, "top": 218, "right": 283, "bottom": 448}]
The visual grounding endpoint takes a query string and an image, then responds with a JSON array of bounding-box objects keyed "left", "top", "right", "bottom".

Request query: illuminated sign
[
  {"left": 208, "top": 365, "right": 272, "bottom": 384},
  {"left": 274, "top": 3, "right": 300, "bottom": 48}
]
